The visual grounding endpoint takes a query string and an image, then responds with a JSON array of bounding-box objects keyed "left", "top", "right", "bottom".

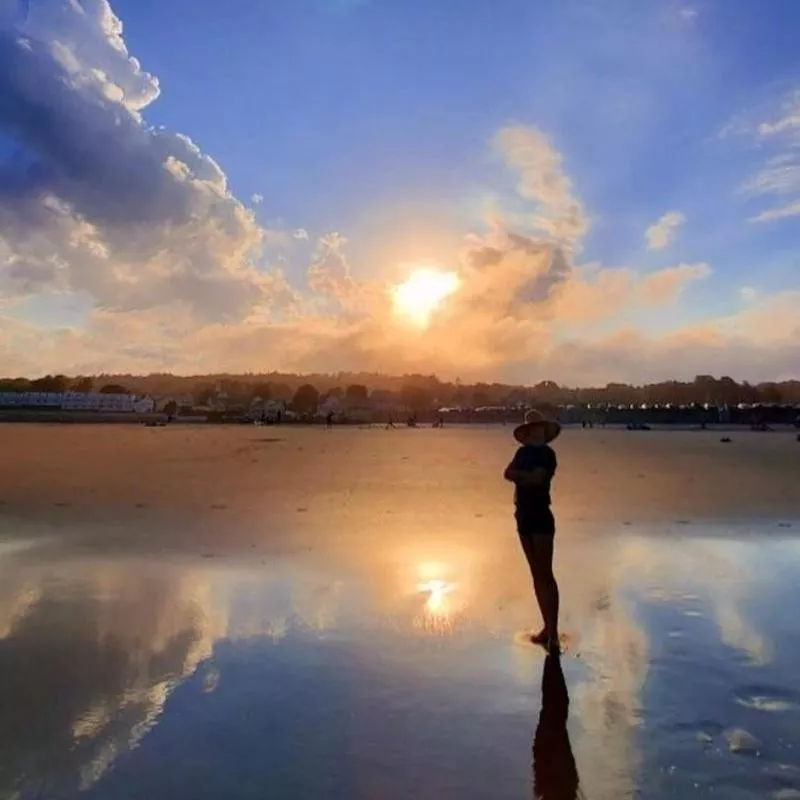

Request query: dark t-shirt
[{"left": 511, "top": 444, "right": 557, "bottom": 513}]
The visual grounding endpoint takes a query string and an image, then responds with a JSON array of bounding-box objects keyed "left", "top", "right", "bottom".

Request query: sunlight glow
[
  {"left": 417, "top": 578, "right": 456, "bottom": 612},
  {"left": 392, "top": 267, "right": 460, "bottom": 327}
]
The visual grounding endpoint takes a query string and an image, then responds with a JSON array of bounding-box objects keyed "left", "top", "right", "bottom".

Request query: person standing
[{"left": 504, "top": 409, "right": 561, "bottom": 653}]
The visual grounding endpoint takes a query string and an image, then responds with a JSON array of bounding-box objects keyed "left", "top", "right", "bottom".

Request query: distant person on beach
[{"left": 504, "top": 409, "right": 561, "bottom": 653}]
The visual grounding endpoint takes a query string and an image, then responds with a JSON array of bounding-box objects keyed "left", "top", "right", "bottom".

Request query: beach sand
[
  {"left": 1, "top": 423, "right": 798, "bottom": 530},
  {"left": 0, "top": 424, "right": 798, "bottom": 799}
]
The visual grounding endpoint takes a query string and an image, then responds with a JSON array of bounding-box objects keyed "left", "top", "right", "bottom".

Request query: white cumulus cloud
[
  {"left": 493, "top": 126, "right": 589, "bottom": 243},
  {"left": 645, "top": 211, "right": 686, "bottom": 250},
  {"left": 0, "top": 0, "right": 278, "bottom": 322}
]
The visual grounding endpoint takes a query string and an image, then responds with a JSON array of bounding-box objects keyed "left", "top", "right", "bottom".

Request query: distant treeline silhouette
[{"left": 1, "top": 372, "right": 798, "bottom": 410}]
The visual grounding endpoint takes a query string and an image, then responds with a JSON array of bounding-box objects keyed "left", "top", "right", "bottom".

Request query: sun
[{"left": 392, "top": 267, "right": 460, "bottom": 327}]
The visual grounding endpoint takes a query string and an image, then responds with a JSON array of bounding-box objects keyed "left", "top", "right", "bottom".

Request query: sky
[{"left": 0, "top": 0, "right": 798, "bottom": 384}]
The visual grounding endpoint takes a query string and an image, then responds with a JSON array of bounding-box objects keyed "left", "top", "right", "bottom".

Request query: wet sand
[{"left": 0, "top": 424, "right": 799, "bottom": 799}]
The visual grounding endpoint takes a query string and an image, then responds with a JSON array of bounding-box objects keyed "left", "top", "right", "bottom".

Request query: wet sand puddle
[{"left": 0, "top": 522, "right": 799, "bottom": 799}]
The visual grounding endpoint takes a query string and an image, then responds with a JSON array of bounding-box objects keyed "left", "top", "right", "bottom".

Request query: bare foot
[{"left": 530, "top": 629, "right": 549, "bottom": 645}]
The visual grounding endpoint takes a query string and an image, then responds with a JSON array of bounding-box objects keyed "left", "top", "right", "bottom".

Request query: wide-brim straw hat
[{"left": 513, "top": 409, "right": 561, "bottom": 445}]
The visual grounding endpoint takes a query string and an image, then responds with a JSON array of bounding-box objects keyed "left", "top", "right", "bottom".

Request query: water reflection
[
  {"left": 416, "top": 577, "right": 457, "bottom": 634},
  {"left": 0, "top": 528, "right": 798, "bottom": 799},
  {"left": 0, "top": 561, "right": 224, "bottom": 797},
  {"left": 533, "top": 655, "right": 579, "bottom": 800}
]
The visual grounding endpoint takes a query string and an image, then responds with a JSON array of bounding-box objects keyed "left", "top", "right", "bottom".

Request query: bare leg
[
  {"left": 532, "top": 537, "right": 560, "bottom": 649},
  {"left": 519, "top": 534, "right": 560, "bottom": 648}
]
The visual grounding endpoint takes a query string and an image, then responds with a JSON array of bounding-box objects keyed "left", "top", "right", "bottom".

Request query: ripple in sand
[{"left": 725, "top": 728, "right": 760, "bottom": 754}]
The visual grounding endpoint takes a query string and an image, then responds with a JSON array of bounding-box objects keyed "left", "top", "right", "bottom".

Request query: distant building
[
  {"left": 0, "top": 392, "right": 61, "bottom": 408},
  {"left": 0, "top": 392, "right": 154, "bottom": 413}
]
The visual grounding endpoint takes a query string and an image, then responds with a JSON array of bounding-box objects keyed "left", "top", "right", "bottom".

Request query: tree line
[
  {"left": 0, "top": 375, "right": 130, "bottom": 395},
  {"left": 1, "top": 372, "right": 798, "bottom": 410}
]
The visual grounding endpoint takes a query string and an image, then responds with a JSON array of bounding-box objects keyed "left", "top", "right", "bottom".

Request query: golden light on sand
[{"left": 392, "top": 267, "right": 460, "bottom": 327}]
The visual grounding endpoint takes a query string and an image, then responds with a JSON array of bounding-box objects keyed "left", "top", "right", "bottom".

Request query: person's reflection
[{"left": 532, "top": 654, "right": 580, "bottom": 800}]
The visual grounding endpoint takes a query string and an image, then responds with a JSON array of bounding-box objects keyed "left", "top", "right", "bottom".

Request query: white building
[{"left": 0, "top": 392, "right": 154, "bottom": 413}]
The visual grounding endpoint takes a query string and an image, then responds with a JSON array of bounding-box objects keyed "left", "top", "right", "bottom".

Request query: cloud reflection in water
[{"left": 0, "top": 529, "right": 797, "bottom": 799}]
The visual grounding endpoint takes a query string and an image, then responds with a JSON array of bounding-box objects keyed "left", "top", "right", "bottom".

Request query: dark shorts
[{"left": 515, "top": 506, "right": 556, "bottom": 537}]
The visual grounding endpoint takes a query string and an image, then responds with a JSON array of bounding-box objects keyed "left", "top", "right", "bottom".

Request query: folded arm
[{"left": 504, "top": 464, "right": 548, "bottom": 486}]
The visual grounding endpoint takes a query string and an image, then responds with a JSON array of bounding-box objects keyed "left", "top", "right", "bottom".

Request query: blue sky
[
  {"left": 0, "top": 0, "right": 798, "bottom": 382},
  {"left": 111, "top": 0, "right": 799, "bottom": 279}
]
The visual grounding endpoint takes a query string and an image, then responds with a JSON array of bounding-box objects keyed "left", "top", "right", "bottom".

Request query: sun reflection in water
[
  {"left": 415, "top": 571, "right": 458, "bottom": 634},
  {"left": 417, "top": 579, "right": 455, "bottom": 611}
]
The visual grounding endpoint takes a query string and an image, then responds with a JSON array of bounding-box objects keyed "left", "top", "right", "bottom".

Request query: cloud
[
  {"left": 742, "top": 155, "right": 800, "bottom": 198},
  {"left": 0, "top": 10, "right": 795, "bottom": 385},
  {"left": 739, "top": 286, "right": 758, "bottom": 302},
  {"left": 645, "top": 211, "right": 685, "bottom": 250},
  {"left": 638, "top": 262, "right": 710, "bottom": 302},
  {"left": 0, "top": 0, "right": 278, "bottom": 322},
  {"left": 756, "top": 90, "right": 800, "bottom": 139},
  {"left": 749, "top": 200, "right": 800, "bottom": 223},
  {"left": 251, "top": 193, "right": 264, "bottom": 205},
  {"left": 733, "top": 89, "right": 800, "bottom": 224},
  {"left": 0, "top": 225, "right": 719, "bottom": 384},
  {"left": 1, "top": 279, "right": 797, "bottom": 386},
  {"left": 494, "top": 126, "right": 589, "bottom": 243},
  {"left": 679, "top": 8, "right": 698, "bottom": 20}
]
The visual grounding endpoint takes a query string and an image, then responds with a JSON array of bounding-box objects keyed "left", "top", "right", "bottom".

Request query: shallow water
[{"left": 1, "top": 519, "right": 799, "bottom": 799}]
